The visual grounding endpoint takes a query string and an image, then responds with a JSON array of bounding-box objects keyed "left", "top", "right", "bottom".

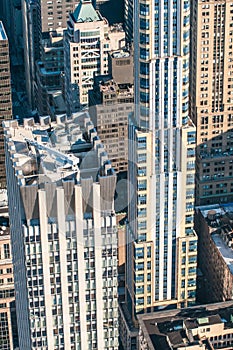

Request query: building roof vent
[
  {"left": 207, "top": 210, "right": 216, "bottom": 221},
  {"left": 197, "top": 317, "right": 209, "bottom": 325}
]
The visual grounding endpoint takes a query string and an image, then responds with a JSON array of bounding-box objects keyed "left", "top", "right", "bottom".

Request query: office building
[
  {"left": 39, "top": 0, "right": 78, "bottom": 33},
  {"left": 124, "top": 0, "right": 133, "bottom": 44},
  {"left": 0, "top": 22, "right": 12, "bottom": 189},
  {"left": 64, "top": 0, "right": 125, "bottom": 113},
  {"left": 195, "top": 203, "right": 233, "bottom": 304},
  {"left": 0, "top": 199, "right": 17, "bottom": 350},
  {"left": 0, "top": 226, "right": 15, "bottom": 350},
  {"left": 35, "top": 29, "right": 64, "bottom": 116},
  {"left": 89, "top": 49, "right": 134, "bottom": 173},
  {"left": 0, "top": 0, "right": 23, "bottom": 61},
  {"left": 0, "top": 22, "right": 12, "bottom": 117},
  {"left": 138, "top": 301, "right": 233, "bottom": 349},
  {"left": 124, "top": 0, "right": 197, "bottom": 323},
  {"left": 190, "top": 0, "right": 233, "bottom": 205},
  {"left": 95, "top": 0, "right": 125, "bottom": 25},
  {"left": 120, "top": 0, "right": 198, "bottom": 344},
  {"left": 0, "top": 1, "right": 12, "bottom": 33},
  {"left": 4, "top": 113, "right": 119, "bottom": 350},
  {"left": 22, "top": 0, "right": 78, "bottom": 39},
  {"left": 21, "top": 0, "right": 79, "bottom": 109},
  {"left": 119, "top": 303, "right": 138, "bottom": 350},
  {"left": 21, "top": 0, "right": 41, "bottom": 108}
]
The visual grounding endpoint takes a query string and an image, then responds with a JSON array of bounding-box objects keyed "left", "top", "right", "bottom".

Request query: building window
[{"left": 3, "top": 244, "right": 10, "bottom": 259}]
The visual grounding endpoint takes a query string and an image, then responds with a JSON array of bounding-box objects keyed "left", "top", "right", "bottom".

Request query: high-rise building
[
  {"left": 124, "top": 0, "right": 133, "bottom": 44},
  {"left": 21, "top": 0, "right": 41, "bottom": 108},
  {"left": 0, "top": 0, "right": 23, "bottom": 60},
  {"left": 190, "top": 0, "right": 233, "bottom": 205},
  {"left": 89, "top": 49, "right": 134, "bottom": 173},
  {"left": 0, "top": 1, "right": 12, "bottom": 33},
  {"left": 39, "top": 0, "right": 78, "bottom": 33},
  {"left": 35, "top": 29, "right": 64, "bottom": 116},
  {"left": 0, "top": 201, "right": 17, "bottom": 350},
  {"left": 21, "top": 0, "right": 79, "bottom": 109},
  {"left": 195, "top": 203, "right": 233, "bottom": 304},
  {"left": 64, "top": 0, "right": 125, "bottom": 113},
  {"left": 138, "top": 301, "right": 233, "bottom": 349},
  {"left": 4, "top": 113, "right": 119, "bottom": 350},
  {"left": 0, "top": 22, "right": 12, "bottom": 189},
  {"left": 95, "top": 0, "right": 125, "bottom": 25},
  {"left": 22, "top": 0, "right": 79, "bottom": 41},
  {"left": 124, "top": 0, "right": 197, "bottom": 326}
]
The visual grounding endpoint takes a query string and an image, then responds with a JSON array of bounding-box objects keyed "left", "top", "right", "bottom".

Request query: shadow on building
[
  {"left": 195, "top": 129, "right": 233, "bottom": 305},
  {"left": 97, "top": 0, "right": 124, "bottom": 25},
  {"left": 196, "top": 129, "right": 233, "bottom": 206}
]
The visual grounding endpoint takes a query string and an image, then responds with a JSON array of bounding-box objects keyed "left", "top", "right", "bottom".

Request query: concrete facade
[
  {"left": 21, "top": 0, "right": 41, "bottom": 108},
  {"left": 0, "top": 206, "right": 16, "bottom": 350},
  {"left": 21, "top": 0, "right": 80, "bottom": 109},
  {"left": 0, "top": 22, "right": 12, "bottom": 189},
  {"left": 35, "top": 30, "right": 64, "bottom": 116},
  {"left": 4, "top": 112, "right": 119, "bottom": 350},
  {"left": 124, "top": 0, "right": 133, "bottom": 43},
  {"left": 39, "top": 0, "right": 78, "bottom": 33},
  {"left": 125, "top": 0, "right": 197, "bottom": 324},
  {"left": 138, "top": 301, "right": 233, "bottom": 349},
  {"left": 195, "top": 203, "right": 233, "bottom": 304},
  {"left": 64, "top": 0, "right": 125, "bottom": 113},
  {"left": 89, "top": 50, "right": 134, "bottom": 173},
  {"left": 190, "top": 0, "right": 233, "bottom": 205}
]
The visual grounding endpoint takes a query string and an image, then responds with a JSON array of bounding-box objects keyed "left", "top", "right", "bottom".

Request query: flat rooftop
[
  {"left": 4, "top": 112, "right": 114, "bottom": 187},
  {"left": 100, "top": 80, "right": 133, "bottom": 96},
  {"left": 111, "top": 49, "right": 130, "bottom": 59},
  {"left": 212, "top": 233, "right": 233, "bottom": 274},
  {"left": 196, "top": 203, "right": 233, "bottom": 275},
  {"left": 138, "top": 301, "right": 233, "bottom": 350},
  {"left": 109, "top": 23, "right": 124, "bottom": 33},
  {"left": 0, "top": 21, "right": 7, "bottom": 41}
]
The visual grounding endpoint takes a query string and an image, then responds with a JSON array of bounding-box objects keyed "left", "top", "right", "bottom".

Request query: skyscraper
[
  {"left": 89, "top": 49, "right": 134, "bottom": 173},
  {"left": 39, "top": 0, "right": 78, "bottom": 32},
  {"left": 124, "top": 0, "right": 133, "bottom": 44},
  {"left": 21, "top": 0, "right": 79, "bottom": 108},
  {"left": 35, "top": 29, "right": 64, "bottom": 116},
  {"left": 0, "top": 211, "right": 16, "bottom": 350},
  {"left": 4, "top": 113, "right": 119, "bottom": 350},
  {"left": 125, "top": 0, "right": 197, "bottom": 319},
  {"left": 0, "top": 22, "right": 12, "bottom": 188},
  {"left": 64, "top": 0, "right": 125, "bottom": 113},
  {"left": 21, "top": 0, "right": 41, "bottom": 108},
  {"left": 190, "top": 0, "right": 233, "bottom": 205}
]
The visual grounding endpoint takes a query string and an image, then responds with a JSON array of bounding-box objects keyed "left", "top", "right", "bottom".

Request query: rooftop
[
  {"left": 0, "top": 197, "right": 9, "bottom": 239},
  {"left": 72, "top": 0, "right": 102, "bottom": 23},
  {"left": 138, "top": 301, "right": 233, "bottom": 350},
  {"left": 196, "top": 203, "right": 233, "bottom": 274},
  {"left": 41, "top": 29, "right": 64, "bottom": 48},
  {"left": 0, "top": 21, "right": 7, "bottom": 41},
  {"left": 100, "top": 80, "right": 133, "bottom": 95},
  {"left": 48, "top": 90, "right": 66, "bottom": 114},
  {"left": 4, "top": 112, "right": 115, "bottom": 188},
  {"left": 0, "top": 224, "right": 10, "bottom": 239},
  {"left": 111, "top": 49, "right": 130, "bottom": 59},
  {"left": 93, "top": 75, "right": 134, "bottom": 97},
  {"left": 109, "top": 23, "right": 124, "bottom": 33}
]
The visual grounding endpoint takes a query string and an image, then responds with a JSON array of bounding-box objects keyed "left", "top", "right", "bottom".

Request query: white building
[
  {"left": 21, "top": 0, "right": 88, "bottom": 109},
  {"left": 64, "top": 0, "right": 125, "bottom": 113},
  {"left": 124, "top": 0, "right": 197, "bottom": 324},
  {"left": 4, "top": 113, "right": 118, "bottom": 350}
]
